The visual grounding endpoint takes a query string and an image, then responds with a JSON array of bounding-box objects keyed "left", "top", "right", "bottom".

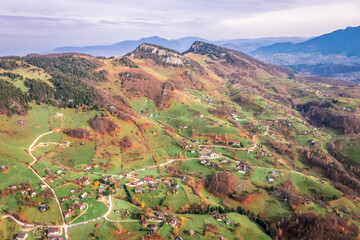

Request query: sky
[{"left": 0, "top": 0, "right": 359, "bottom": 56}]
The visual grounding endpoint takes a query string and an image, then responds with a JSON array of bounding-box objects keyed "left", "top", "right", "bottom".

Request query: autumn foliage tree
[{"left": 206, "top": 172, "right": 237, "bottom": 196}]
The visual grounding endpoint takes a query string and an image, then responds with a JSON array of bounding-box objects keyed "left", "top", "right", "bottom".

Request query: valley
[{"left": 0, "top": 42, "right": 360, "bottom": 240}]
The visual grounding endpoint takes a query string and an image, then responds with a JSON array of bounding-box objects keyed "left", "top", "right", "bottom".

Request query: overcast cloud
[{"left": 0, "top": 0, "right": 359, "bottom": 55}]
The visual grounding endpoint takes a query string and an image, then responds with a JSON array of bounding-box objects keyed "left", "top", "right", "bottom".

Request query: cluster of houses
[
  {"left": 199, "top": 147, "right": 218, "bottom": 159},
  {"left": 214, "top": 214, "right": 232, "bottom": 225},
  {"left": 255, "top": 150, "right": 272, "bottom": 157},
  {"left": 132, "top": 177, "right": 179, "bottom": 194},
  {"left": 16, "top": 228, "right": 63, "bottom": 240},
  {"left": 9, "top": 183, "right": 43, "bottom": 198}
]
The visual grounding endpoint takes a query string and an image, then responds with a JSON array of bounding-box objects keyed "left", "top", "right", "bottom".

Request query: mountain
[
  {"left": 49, "top": 36, "right": 307, "bottom": 57},
  {"left": 251, "top": 26, "right": 360, "bottom": 83},
  {"left": 1, "top": 41, "right": 360, "bottom": 240},
  {"left": 253, "top": 26, "right": 360, "bottom": 57}
]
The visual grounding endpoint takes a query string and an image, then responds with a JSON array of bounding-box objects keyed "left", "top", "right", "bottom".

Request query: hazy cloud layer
[{"left": 0, "top": 0, "right": 359, "bottom": 55}]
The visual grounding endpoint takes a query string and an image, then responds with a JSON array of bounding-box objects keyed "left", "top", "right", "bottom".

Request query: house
[
  {"left": 84, "top": 179, "right": 91, "bottom": 185},
  {"left": 268, "top": 178, "right": 274, "bottom": 182},
  {"left": 236, "top": 164, "right": 247, "bottom": 174},
  {"left": 47, "top": 228, "right": 60, "bottom": 237},
  {"left": 29, "top": 190, "right": 37, "bottom": 197},
  {"left": 76, "top": 203, "right": 86, "bottom": 210},
  {"left": 84, "top": 165, "right": 92, "bottom": 171},
  {"left": 59, "top": 196, "right": 68, "bottom": 202},
  {"left": 79, "top": 192, "right": 88, "bottom": 199},
  {"left": 149, "top": 224, "right": 158, "bottom": 230},
  {"left": 167, "top": 217, "right": 177, "bottom": 227},
  {"left": 226, "top": 220, "right": 232, "bottom": 225},
  {"left": 99, "top": 183, "right": 106, "bottom": 189},
  {"left": 188, "top": 229, "right": 194, "bottom": 236},
  {"left": 98, "top": 188, "right": 105, "bottom": 194},
  {"left": 64, "top": 211, "right": 72, "bottom": 218},
  {"left": 232, "top": 141, "right": 241, "bottom": 146},
  {"left": 190, "top": 149, "right": 195, "bottom": 153},
  {"left": 41, "top": 184, "right": 47, "bottom": 190},
  {"left": 221, "top": 159, "right": 227, "bottom": 163},
  {"left": 163, "top": 178, "right": 170, "bottom": 183},
  {"left": 144, "top": 177, "right": 154, "bottom": 183},
  {"left": 9, "top": 184, "right": 18, "bottom": 190},
  {"left": 155, "top": 212, "right": 165, "bottom": 220},
  {"left": 175, "top": 237, "right": 184, "bottom": 240},
  {"left": 172, "top": 183, "right": 179, "bottom": 189},
  {"left": 114, "top": 209, "right": 120, "bottom": 213},
  {"left": 140, "top": 220, "right": 148, "bottom": 227},
  {"left": 39, "top": 205, "right": 48, "bottom": 213},
  {"left": 56, "top": 169, "right": 64, "bottom": 175},
  {"left": 16, "top": 233, "right": 28, "bottom": 240},
  {"left": 96, "top": 194, "right": 105, "bottom": 201},
  {"left": 135, "top": 188, "right": 142, "bottom": 194},
  {"left": 155, "top": 177, "right": 161, "bottom": 182}
]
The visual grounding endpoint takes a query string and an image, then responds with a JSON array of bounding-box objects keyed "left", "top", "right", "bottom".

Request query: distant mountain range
[
  {"left": 252, "top": 26, "right": 360, "bottom": 57},
  {"left": 49, "top": 36, "right": 308, "bottom": 57},
  {"left": 251, "top": 26, "right": 360, "bottom": 83}
]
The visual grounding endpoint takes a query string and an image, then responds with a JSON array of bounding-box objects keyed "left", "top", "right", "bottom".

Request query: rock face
[{"left": 128, "top": 43, "right": 196, "bottom": 67}]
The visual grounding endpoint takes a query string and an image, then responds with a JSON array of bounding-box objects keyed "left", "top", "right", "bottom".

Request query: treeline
[
  {"left": 271, "top": 212, "right": 359, "bottom": 240},
  {"left": 300, "top": 147, "right": 360, "bottom": 196},
  {"left": 0, "top": 80, "right": 30, "bottom": 114},
  {"left": 297, "top": 100, "right": 360, "bottom": 135},
  {"left": 0, "top": 72, "right": 23, "bottom": 80}
]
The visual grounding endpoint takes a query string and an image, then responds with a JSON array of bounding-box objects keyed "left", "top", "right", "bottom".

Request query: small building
[
  {"left": 84, "top": 165, "right": 92, "bottom": 171},
  {"left": 95, "top": 223, "right": 100, "bottom": 228},
  {"left": 96, "top": 194, "right": 105, "bottom": 201},
  {"left": 149, "top": 224, "right": 157, "bottom": 230},
  {"left": 175, "top": 237, "right": 184, "bottom": 240},
  {"left": 84, "top": 179, "right": 91, "bottom": 185},
  {"left": 56, "top": 169, "right": 64, "bottom": 175},
  {"left": 155, "top": 212, "right": 165, "bottom": 220},
  {"left": 172, "top": 183, "right": 179, "bottom": 189},
  {"left": 140, "top": 220, "right": 148, "bottom": 227},
  {"left": 135, "top": 188, "right": 142, "bottom": 195},
  {"left": 163, "top": 178, "right": 170, "bottom": 183},
  {"left": 76, "top": 203, "right": 86, "bottom": 210},
  {"left": 59, "top": 196, "right": 68, "bottom": 202},
  {"left": 28, "top": 190, "right": 37, "bottom": 197},
  {"left": 38, "top": 205, "right": 48, "bottom": 213},
  {"left": 47, "top": 228, "right": 60, "bottom": 237},
  {"left": 79, "top": 192, "right": 88, "bottom": 199},
  {"left": 98, "top": 188, "right": 105, "bottom": 194},
  {"left": 64, "top": 211, "right": 72, "bottom": 218},
  {"left": 9, "top": 184, "right": 18, "bottom": 190},
  {"left": 232, "top": 141, "right": 241, "bottom": 146},
  {"left": 114, "top": 209, "right": 120, "bottom": 213},
  {"left": 40, "top": 184, "right": 47, "bottom": 190},
  {"left": 188, "top": 229, "right": 194, "bottom": 236},
  {"left": 167, "top": 217, "right": 177, "bottom": 227},
  {"left": 99, "top": 183, "right": 106, "bottom": 189},
  {"left": 16, "top": 233, "right": 28, "bottom": 240}
]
